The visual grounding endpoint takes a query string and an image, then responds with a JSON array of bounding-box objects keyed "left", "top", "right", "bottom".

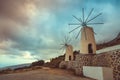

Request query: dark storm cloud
[
  {"left": 0, "top": 0, "right": 40, "bottom": 51},
  {"left": 0, "top": 0, "right": 73, "bottom": 43},
  {"left": 0, "top": 0, "right": 32, "bottom": 42},
  {"left": 0, "top": 0, "right": 30, "bottom": 24}
]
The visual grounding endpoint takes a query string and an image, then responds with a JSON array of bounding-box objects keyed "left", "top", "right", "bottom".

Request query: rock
[{"left": 59, "top": 61, "right": 68, "bottom": 69}]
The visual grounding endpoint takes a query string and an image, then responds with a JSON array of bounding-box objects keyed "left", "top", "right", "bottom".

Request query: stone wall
[
  {"left": 92, "top": 50, "right": 120, "bottom": 80},
  {"left": 59, "top": 49, "right": 120, "bottom": 80},
  {"left": 59, "top": 54, "right": 94, "bottom": 75}
]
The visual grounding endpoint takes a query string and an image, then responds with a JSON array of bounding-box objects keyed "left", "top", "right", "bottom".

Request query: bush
[
  {"left": 31, "top": 60, "right": 44, "bottom": 67},
  {"left": 0, "top": 68, "right": 13, "bottom": 74}
]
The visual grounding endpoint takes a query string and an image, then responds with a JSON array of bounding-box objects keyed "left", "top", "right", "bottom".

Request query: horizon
[{"left": 0, "top": 0, "right": 120, "bottom": 68}]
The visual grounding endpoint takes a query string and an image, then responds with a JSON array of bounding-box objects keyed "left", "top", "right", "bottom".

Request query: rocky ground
[{"left": 0, "top": 67, "right": 94, "bottom": 80}]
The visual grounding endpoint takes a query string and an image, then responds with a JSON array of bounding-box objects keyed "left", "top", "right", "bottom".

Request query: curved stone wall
[{"left": 59, "top": 49, "right": 120, "bottom": 80}]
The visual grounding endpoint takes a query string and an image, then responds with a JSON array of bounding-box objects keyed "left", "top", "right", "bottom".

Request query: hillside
[
  {"left": 97, "top": 32, "right": 120, "bottom": 50},
  {"left": 44, "top": 50, "right": 79, "bottom": 68}
]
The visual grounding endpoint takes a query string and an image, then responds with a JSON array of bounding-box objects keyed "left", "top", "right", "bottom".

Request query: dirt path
[{"left": 0, "top": 67, "right": 93, "bottom": 80}]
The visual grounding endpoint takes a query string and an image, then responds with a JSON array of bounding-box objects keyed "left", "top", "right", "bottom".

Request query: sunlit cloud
[{"left": 22, "top": 51, "right": 35, "bottom": 59}]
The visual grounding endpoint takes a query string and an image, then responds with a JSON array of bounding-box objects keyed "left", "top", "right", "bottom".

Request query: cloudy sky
[{"left": 0, "top": 0, "right": 120, "bottom": 67}]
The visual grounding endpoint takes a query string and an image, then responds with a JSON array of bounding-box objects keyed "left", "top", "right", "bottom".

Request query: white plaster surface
[
  {"left": 96, "top": 45, "right": 120, "bottom": 54},
  {"left": 80, "top": 27, "right": 96, "bottom": 54},
  {"left": 83, "top": 66, "right": 113, "bottom": 80},
  {"left": 65, "top": 45, "right": 73, "bottom": 61}
]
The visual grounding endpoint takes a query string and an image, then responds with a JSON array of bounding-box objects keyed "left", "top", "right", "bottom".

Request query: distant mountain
[
  {"left": 97, "top": 32, "right": 120, "bottom": 50},
  {"left": 0, "top": 63, "right": 31, "bottom": 70}
]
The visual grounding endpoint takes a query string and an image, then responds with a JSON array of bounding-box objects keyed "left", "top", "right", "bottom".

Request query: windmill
[
  {"left": 60, "top": 36, "right": 73, "bottom": 61},
  {"left": 69, "top": 8, "right": 103, "bottom": 54}
]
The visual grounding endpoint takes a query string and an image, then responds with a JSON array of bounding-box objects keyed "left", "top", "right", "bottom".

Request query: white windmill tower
[
  {"left": 60, "top": 36, "right": 73, "bottom": 61},
  {"left": 69, "top": 8, "right": 103, "bottom": 54}
]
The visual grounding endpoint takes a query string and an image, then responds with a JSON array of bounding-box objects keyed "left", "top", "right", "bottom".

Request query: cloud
[
  {"left": 0, "top": 0, "right": 120, "bottom": 67},
  {"left": 0, "top": 0, "right": 38, "bottom": 24},
  {"left": 0, "top": 0, "right": 35, "bottom": 43},
  {"left": 0, "top": 0, "right": 70, "bottom": 51},
  {"left": 21, "top": 51, "right": 35, "bottom": 59},
  {"left": 0, "top": 53, "right": 36, "bottom": 67},
  {"left": 93, "top": 3, "right": 120, "bottom": 43}
]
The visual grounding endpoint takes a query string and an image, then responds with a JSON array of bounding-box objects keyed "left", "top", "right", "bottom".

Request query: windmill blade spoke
[
  {"left": 91, "top": 29, "right": 97, "bottom": 35},
  {"left": 87, "top": 23, "right": 104, "bottom": 25},
  {"left": 67, "top": 37, "right": 71, "bottom": 44},
  {"left": 68, "top": 38, "right": 72, "bottom": 43},
  {"left": 68, "top": 23, "right": 80, "bottom": 25},
  {"left": 82, "top": 8, "right": 84, "bottom": 22},
  {"left": 62, "top": 35, "right": 66, "bottom": 43},
  {"left": 92, "top": 30, "right": 97, "bottom": 35},
  {"left": 65, "top": 36, "right": 68, "bottom": 43},
  {"left": 60, "top": 46, "right": 65, "bottom": 50},
  {"left": 60, "top": 46, "right": 63, "bottom": 50},
  {"left": 61, "top": 37, "right": 65, "bottom": 44},
  {"left": 60, "top": 47, "right": 65, "bottom": 54},
  {"left": 79, "top": 18, "right": 83, "bottom": 22},
  {"left": 65, "top": 36, "right": 69, "bottom": 43},
  {"left": 64, "top": 35, "right": 67, "bottom": 43},
  {"left": 87, "top": 13, "right": 102, "bottom": 23},
  {"left": 85, "top": 8, "right": 94, "bottom": 22},
  {"left": 72, "top": 15, "right": 82, "bottom": 22},
  {"left": 60, "top": 44, "right": 64, "bottom": 45},
  {"left": 76, "top": 29, "right": 81, "bottom": 39},
  {"left": 69, "top": 26, "right": 81, "bottom": 33},
  {"left": 57, "top": 50, "right": 60, "bottom": 54},
  {"left": 94, "top": 32, "right": 97, "bottom": 35}
]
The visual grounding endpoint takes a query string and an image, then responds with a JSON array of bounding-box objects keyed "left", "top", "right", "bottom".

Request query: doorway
[
  {"left": 88, "top": 43, "right": 93, "bottom": 54},
  {"left": 69, "top": 56, "right": 71, "bottom": 61}
]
